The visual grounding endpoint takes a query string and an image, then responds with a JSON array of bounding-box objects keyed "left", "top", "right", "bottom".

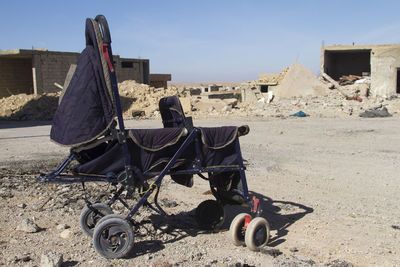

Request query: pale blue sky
[{"left": 2, "top": 0, "right": 400, "bottom": 82}]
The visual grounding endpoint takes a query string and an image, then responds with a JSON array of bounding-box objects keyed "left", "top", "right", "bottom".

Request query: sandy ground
[{"left": 0, "top": 116, "right": 399, "bottom": 266}]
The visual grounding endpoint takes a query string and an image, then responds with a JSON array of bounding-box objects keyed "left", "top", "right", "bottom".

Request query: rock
[
  {"left": 18, "top": 203, "right": 27, "bottom": 209},
  {"left": 222, "top": 105, "right": 232, "bottom": 113},
  {"left": 192, "top": 99, "right": 227, "bottom": 112},
  {"left": 0, "top": 188, "right": 13, "bottom": 198},
  {"left": 387, "top": 100, "right": 400, "bottom": 113},
  {"left": 60, "top": 229, "right": 72, "bottom": 239},
  {"left": 289, "top": 247, "right": 299, "bottom": 252},
  {"left": 56, "top": 224, "right": 69, "bottom": 230},
  {"left": 40, "top": 251, "right": 63, "bottom": 267},
  {"left": 260, "top": 247, "right": 282, "bottom": 257},
  {"left": 223, "top": 98, "right": 238, "bottom": 107},
  {"left": 17, "top": 218, "right": 40, "bottom": 233},
  {"left": 19, "top": 255, "right": 32, "bottom": 262},
  {"left": 329, "top": 259, "right": 354, "bottom": 267},
  {"left": 161, "top": 199, "right": 178, "bottom": 208},
  {"left": 131, "top": 110, "right": 145, "bottom": 117}
]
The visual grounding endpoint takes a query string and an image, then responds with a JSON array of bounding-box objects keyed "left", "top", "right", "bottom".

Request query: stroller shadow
[{"left": 126, "top": 191, "right": 313, "bottom": 258}]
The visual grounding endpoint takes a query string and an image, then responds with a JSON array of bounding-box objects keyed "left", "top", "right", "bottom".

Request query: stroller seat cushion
[
  {"left": 128, "top": 128, "right": 186, "bottom": 152},
  {"left": 198, "top": 126, "right": 239, "bottom": 149}
]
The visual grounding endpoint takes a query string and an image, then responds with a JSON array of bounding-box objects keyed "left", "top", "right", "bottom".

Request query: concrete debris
[
  {"left": 0, "top": 93, "right": 58, "bottom": 120},
  {"left": 192, "top": 98, "right": 228, "bottom": 112},
  {"left": 274, "top": 62, "right": 329, "bottom": 98},
  {"left": 329, "top": 259, "right": 354, "bottom": 267},
  {"left": 40, "top": 251, "right": 63, "bottom": 267},
  {"left": 131, "top": 110, "right": 145, "bottom": 117},
  {"left": 56, "top": 224, "right": 69, "bottom": 230},
  {"left": 59, "top": 229, "right": 73, "bottom": 239},
  {"left": 118, "top": 80, "right": 190, "bottom": 117},
  {"left": 359, "top": 107, "right": 392, "bottom": 118},
  {"left": 339, "top": 75, "right": 363, "bottom": 85},
  {"left": 17, "top": 218, "right": 40, "bottom": 233},
  {"left": 259, "top": 247, "right": 283, "bottom": 257},
  {"left": 258, "top": 67, "right": 288, "bottom": 85},
  {"left": 1, "top": 64, "right": 400, "bottom": 122}
]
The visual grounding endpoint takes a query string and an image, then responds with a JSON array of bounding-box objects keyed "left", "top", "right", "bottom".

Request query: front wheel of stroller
[
  {"left": 80, "top": 203, "right": 113, "bottom": 237},
  {"left": 244, "top": 217, "right": 270, "bottom": 251},
  {"left": 195, "top": 199, "right": 225, "bottom": 231},
  {"left": 93, "top": 215, "right": 135, "bottom": 259},
  {"left": 229, "top": 213, "right": 251, "bottom": 246}
]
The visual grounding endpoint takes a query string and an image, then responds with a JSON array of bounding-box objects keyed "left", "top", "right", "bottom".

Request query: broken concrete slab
[
  {"left": 275, "top": 62, "right": 330, "bottom": 98},
  {"left": 192, "top": 99, "right": 228, "bottom": 112},
  {"left": 179, "top": 96, "right": 192, "bottom": 112},
  {"left": 222, "top": 98, "right": 238, "bottom": 107}
]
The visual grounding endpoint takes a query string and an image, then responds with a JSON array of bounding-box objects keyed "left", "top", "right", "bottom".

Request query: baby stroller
[{"left": 37, "top": 15, "right": 270, "bottom": 259}]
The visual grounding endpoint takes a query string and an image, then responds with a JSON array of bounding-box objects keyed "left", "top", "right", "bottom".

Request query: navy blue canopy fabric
[{"left": 50, "top": 19, "right": 115, "bottom": 146}]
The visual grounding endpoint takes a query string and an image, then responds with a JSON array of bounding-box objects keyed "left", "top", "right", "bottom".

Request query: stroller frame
[{"left": 37, "top": 15, "right": 269, "bottom": 259}]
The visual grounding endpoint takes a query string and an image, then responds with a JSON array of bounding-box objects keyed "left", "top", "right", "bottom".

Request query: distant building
[
  {"left": 149, "top": 74, "right": 171, "bottom": 89},
  {"left": 0, "top": 49, "right": 150, "bottom": 98},
  {"left": 321, "top": 44, "right": 400, "bottom": 96}
]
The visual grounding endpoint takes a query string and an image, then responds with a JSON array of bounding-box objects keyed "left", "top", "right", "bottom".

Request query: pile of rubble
[
  {"left": 118, "top": 80, "right": 191, "bottom": 117},
  {"left": 1, "top": 73, "right": 400, "bottom": 121},
  {"left": 0, "top": 93, "right": 59, "bottom": 120}
]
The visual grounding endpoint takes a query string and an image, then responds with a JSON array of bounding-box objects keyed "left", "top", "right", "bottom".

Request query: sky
[{"left": 2, "top": 0, "right": 400, "bottom": 82}]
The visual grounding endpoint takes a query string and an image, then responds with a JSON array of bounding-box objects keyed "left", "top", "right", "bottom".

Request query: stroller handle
[{"left": 95, "top": 14, "right": 111, "bottom": 44}]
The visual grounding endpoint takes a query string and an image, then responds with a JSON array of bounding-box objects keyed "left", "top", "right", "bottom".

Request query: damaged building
[
  {"left": 321, "top": 44, "right": 400, "bottom": 97},
  {"left": 0, "top": 49, "right": 171, "bottom": 98}
]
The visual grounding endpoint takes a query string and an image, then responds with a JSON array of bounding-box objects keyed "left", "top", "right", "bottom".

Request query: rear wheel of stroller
[
  {"left": 80, "top": 203, "right": 113, "bottom": 237},
  {"left": 229, "top": 213, "right": 251, "bottom": 246},
  {"left": 244, "top": 217, "right": 270, "bottom": 251},
  {"left": 195, "top": 200, "right": 225, "bottom": 231},
  {"left": 93, "top": 215, "right": 135, "bottom": 259}
]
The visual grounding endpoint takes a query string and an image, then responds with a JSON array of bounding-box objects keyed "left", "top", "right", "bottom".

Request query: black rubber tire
[
  {"left": 80, "top": 203, "right": 113, "bottom": 237},
  {"left": 229, "top": 213, "right": 251, "bottom": 246},
  {"left": 93, "top": 215, "right": 135, "bottom": 259},
  {"left": 244, "top": 217, "right": 270, "bottom": 251},
  {"left": 96, "top": 213, "right": 126, "bottom": 227},
  {"left": 195, "top": 199, "right": 225, "bottom": 230}
]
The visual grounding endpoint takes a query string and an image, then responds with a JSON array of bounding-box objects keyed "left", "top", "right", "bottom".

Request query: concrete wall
[
  {"left": 114, "top": 56, "right": 150, "bottom": 84},
  {"left": 322, "top": 44, "right": 400, "bottom": 97},
  {"left": 370, "top": 46, "right": 400, "bottom": 97},
  {"left": 32, "top": 52, "right": 79, "bottom": 94},
  {"left": 149, "top": 74, "right": 172, "bottom": 89},
  {"left": 0, "top": 57, "right": 33, "bottom": 97}
]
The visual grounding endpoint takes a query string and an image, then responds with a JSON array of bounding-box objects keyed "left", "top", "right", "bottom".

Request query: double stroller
[{"left": 38, "top": 15, "right": 270, "bottom": 259}]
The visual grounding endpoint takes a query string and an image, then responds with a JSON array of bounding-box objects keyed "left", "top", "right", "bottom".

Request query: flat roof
[
  {"left": 323, "top": 43, "right": 400, "bottom": 51},
  {"left": 0, "top": 49, "right": 148, "bottom": 61}
]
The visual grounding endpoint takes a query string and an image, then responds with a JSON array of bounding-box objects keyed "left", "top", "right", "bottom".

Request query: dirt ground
[{"left": 0, "top": 116, "right": 399, "bottom": 267}]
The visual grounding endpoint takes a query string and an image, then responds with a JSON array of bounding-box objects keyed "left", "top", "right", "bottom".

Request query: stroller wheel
[
  {"left": 93, "top": 215, "right": 135, "bottom": 259},
  {"left": 229, "top": 213, "right": 252, "bottom": 246},
  {"left": 195, "top": 200, "right": 225, "bottom": 231},
  {"left": 80, "top": 203, "right": 113, "bottom": 237},
  {"left": 244, "top": 217, "right": 270, "bottom": 251}
]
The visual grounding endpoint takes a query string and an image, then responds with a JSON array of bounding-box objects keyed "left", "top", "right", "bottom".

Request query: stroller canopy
[{"left": 51, "top": 18, "right": 115, "bottom": 147}]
